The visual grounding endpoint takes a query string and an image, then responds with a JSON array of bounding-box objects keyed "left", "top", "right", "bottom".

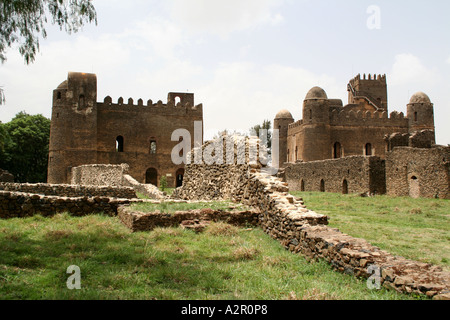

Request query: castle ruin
[
  {"left": 47, "top": 72, "right": 203, "bottom": 188},
  {"left": 276, "top": 74, "right": 449, "bottom": 199}
]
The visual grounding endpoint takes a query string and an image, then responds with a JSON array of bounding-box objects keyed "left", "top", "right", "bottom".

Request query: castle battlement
[{"left": 99, "top": 96, "right": 203, "bottom": 113}]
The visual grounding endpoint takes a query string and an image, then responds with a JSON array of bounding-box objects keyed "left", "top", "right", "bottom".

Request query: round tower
[
  {"left": 301, "top": 87, "right": 331, "bottom": 161},
  {"left": 48, "top": 72, "right": 98, "bottom": 184},
  {"left": 407, "top": 92, "right": 435, "bottom": 134},
  {"left": 274, "top": 109, "right": 294, "bottom": 166}
]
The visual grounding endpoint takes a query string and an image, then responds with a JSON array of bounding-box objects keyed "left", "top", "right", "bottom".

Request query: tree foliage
[
  {"left": 0, "top": 112, "right": 51, "bottom": 182},
  {"left": 250, "top": 119, "right": 272, "bottom": 154},
  {"left": 0, "top": 0, "right": 97, "bottom": 64}
]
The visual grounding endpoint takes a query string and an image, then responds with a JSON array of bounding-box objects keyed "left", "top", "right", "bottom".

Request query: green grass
[
  {"left": 0, "top": 213, "right": 419, "bottom": 300},
  {"left": 130, "top": 200, "right": 251, "bottom": 214},
  {"left": 290, "top": 192, "right": 450, "bottom": 271}
]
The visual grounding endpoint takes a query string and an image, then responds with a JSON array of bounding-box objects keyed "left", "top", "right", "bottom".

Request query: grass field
[
  {"left": 290, "top": 192, "right": 450, "bottom": 271},
  {"left": 0, "top": 211, "right": 421, "bottom": 300}
]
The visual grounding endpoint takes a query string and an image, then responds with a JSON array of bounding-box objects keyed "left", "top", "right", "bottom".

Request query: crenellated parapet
[
  {"left": 98, "top": 95, "right": 203, "bottom": 115},
  {"left": 330, "top": 108, "right": 408, "bottom": 127}
]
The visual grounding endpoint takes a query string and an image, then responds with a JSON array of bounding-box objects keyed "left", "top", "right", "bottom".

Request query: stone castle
[
  {"left": 47, "top": 72, "right": 203, "bottom": 188},
  {"left": 275, "top": 74, "right": 449, "bottom": 199}
]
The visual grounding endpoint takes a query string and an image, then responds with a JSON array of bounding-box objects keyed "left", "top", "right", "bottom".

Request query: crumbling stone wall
[
  {"left": 0, "top": 182, "right": 137, "bottom": 199},
  {"left": 0, "top": 190, "right": 134, "bottom": 218},
  {"left": 0, "top": 169, "right": 14, "bottom": 182},
  {"left": 118, "top": 206, "right": 260, "bottom": 232},
  {"left": 172, "top": 136, "right": 450, "bottom": 299},
  {"left": 284, "top": 156, "right": 386, "bottom": 195},
  {"left": 386, "top": 146, "right": 450, "bottom": 199},
  {"left": 71, "top": 164, "right": 129, "bottom": 186}
]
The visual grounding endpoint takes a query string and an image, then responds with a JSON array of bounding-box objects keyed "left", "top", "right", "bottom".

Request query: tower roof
[
  {"left": 275, "top": 109, "right": 293, "bottom": 119},
  {"left": 409, "top": 92, "right": 431, "bottom": 104},
  {"left": 305, "top": 86, "right": 328, "bottom": 100}
]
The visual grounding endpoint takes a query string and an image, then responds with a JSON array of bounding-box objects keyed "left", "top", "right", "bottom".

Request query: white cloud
[
  {"left": 166, "top": 0, "right": 285, "bottom": 36},
  {"left": 197, "top": 62, "right": 339, "bottom": 139},
  {"left": 390, "top": 53, "right": 437, "bottom": 86}
]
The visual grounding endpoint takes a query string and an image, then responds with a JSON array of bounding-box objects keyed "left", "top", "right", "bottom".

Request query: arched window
[
  {"left": 365, "top": 143, "right": 372, "bottom": 156},
  {"left": 342, "top": 179, "right": 348, "bottom": 194},
  {"left": 300, "top": 179, "right": 305, "bottom": 192},
  {"left": 320, "top": 179, "right": 325, "bottom": 192},
  {"left": 116, "top": 136, "right": 124, "bottom": 152},
  {"left": 57, "top": 92, "right": 62, "bottom": 100},
  {"left": 414, "top": 112, "right": 418, "bottom": 122},
  {"left": 309, "top": 109, "right": 313, "bottom": 120},
  {"left": 174, "top": 96, "right": 181, "bottom": 106},
  {"left": 295, "top": 146, "right": 298, "bottom": 161},
  {"left": 145, "top": 168, "right": 158, "bottom": 186},
  {"left": 150, "top": 140, "right": 157, "bottom": 154},
  {"left": 333, "top": 142, "right": 342, "bottom": 159}
]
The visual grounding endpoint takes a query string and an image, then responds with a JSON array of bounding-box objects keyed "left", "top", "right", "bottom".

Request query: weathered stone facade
[
  {"left": 275, "top": 74, "right": 435, "bottom": 164},
  {"left": 48, "top": 72, "right": 203, "bottom": 188},
  {"left": 284, "top": 156, "right": 386, "bottom": 195},
  {"left": 386, "top": 146, "right": 450, "bottom": 199}
]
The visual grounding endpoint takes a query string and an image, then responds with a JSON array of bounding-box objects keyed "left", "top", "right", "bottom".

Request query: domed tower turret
[
  {"left": 407, "top": 92, "right": 435, "bottom": 137},
  {"left": 274, "top": 109, "right": 294, "bottom": 166},
  {"left": 301, "top": 87, "right": 331, "bottom": 161},
  {"left": 48, "top": 72, "right": 98, "bottom": 184}
]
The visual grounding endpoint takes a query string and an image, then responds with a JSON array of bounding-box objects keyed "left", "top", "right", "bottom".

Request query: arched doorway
[
  {"left": 300, "top": 179, "right": 305, "bottom": 192},
  {"left": 333, "top": 142, "right": 342, "bottom": 159},
  {"left": 176, "top": 168, "right": 185, "bottom": 188},
  {"left": 145, "top": 168, "right": 158, "bottom": 186},
  {"left": 116, "top": 136, "right": 124, "bottom": 152},
  {"left": 342, "top": 179, "right": 348, "bottom": 194},
  {"left": 320, "top": 179, "right": 325, "bottom": 192}
]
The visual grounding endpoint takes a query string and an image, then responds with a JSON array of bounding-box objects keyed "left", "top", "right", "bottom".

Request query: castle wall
[
  {"left": 95, "top": 100, "right": 203, "bottom": 186},
  {"left": 284, "top": 156, "right": 385, "bottom": 195},
  {"left": 386, "top": 147, "right": 450, "bottom": 199}
]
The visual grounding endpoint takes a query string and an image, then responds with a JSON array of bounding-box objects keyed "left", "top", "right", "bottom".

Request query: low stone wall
[
  {"left": 0, "top": 182, "right": 137, "bottom": 199},
  {"left": 118, "top": 206, "right": 260, "bottom": 232},
  {"left": 284, "top": 156, "right": 386, "bottom": 195},
  {"left": 70, "top": 164, "right": 129, "bottom": 186},
  {"left": 172, "top": 136, "right": 450, "bottom": 299},
  {"left": 283, "top": 224, "right": 450, "bottom": 298},
  {"left": 122, "top": 174, "right": 165, "bottom": 200},
  {"left": 0, "top": 190, "right": 136, "bottom": 218}
]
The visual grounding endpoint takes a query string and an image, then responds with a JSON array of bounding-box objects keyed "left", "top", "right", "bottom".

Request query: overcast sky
[{"left": 1, "top": 0, "right": 449, "bottom": 144}]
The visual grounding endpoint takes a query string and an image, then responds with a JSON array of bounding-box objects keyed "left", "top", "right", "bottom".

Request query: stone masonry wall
[
  {"left": 386, "top": 146, "right": 450, "bottom": 199},
  {"left": 0, "top": 190, "right": 135, "bottom": 219},
  {"left": 0, "top": 182, "right": 137, "bottom": 199},
  {"left": 284, "top": 156, "right": 386, "bottom": 195},
  {"left": 70, "top": 164, "right": 129, "bottom": 186},
  {"left": 172, "top": 136, "right": 450, "bottom": 299}
]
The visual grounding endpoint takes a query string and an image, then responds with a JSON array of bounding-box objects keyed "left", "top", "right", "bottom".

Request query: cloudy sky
[{"left": 1, "top": 0, "right": 449, "bottom": 144}]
